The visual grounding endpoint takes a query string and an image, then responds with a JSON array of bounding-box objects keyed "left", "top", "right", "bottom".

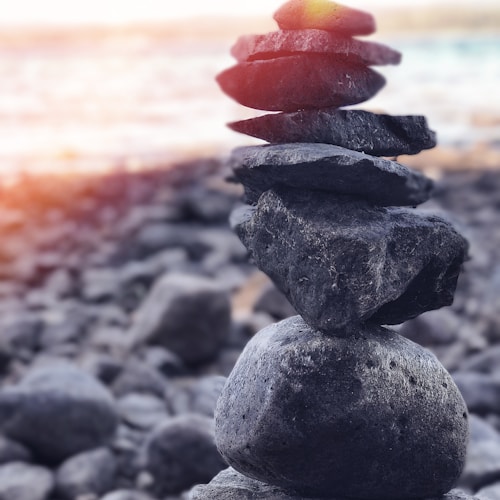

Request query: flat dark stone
[
  {"left": 190, "top": 469, "right": 478, "bottom": 500},
  {"left": 214, "top": 316, "right": 468, "bottom": 498},
  {"left": 273, "top": 0, "right": 376, "bottom": 36},
  {"left": 230, "top": 144, "right": 433, "bottom": 206},
  {"left": 232, "top": 188, "right": 468, "bottom": 331},
  {"left": 229, "top": 109, "right": 436, "bottom": 156},
  {"left": 216, "top": 55, "right": 385, "bottom": 112},
  {"left": 231, "top": 29, "right": 401, "bottom": 65}
]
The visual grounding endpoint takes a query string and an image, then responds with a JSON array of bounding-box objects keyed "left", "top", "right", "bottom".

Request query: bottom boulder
[{"left": 215, "top": 316, "right": 469, "bottom": 499}]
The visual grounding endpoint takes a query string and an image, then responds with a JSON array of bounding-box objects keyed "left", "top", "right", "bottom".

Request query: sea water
[{"left": 0, "top": 33, "right": 498, "bottom": 176}]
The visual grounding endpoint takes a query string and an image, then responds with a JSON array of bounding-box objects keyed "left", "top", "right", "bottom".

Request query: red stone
[
  {"left": 231, "top": 29, "right": 401, "bottom": 66},
  {"left": 273, "top": 0, "right": 376, "bottom": 36},
  {"left": 216, "top": 54, "right": 385, "bottom": 112}
]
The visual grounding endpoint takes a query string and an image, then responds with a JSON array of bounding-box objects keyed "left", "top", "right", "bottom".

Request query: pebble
[
  {"left": 55, "top": 447, "right": 117, "bottom": 499},
  {"left": 0, "top": 364, "right": 118, "bottom": 463},
  {"left": 233, "top": 188, "right": 467, "bottom": 331},
  {"left": 230, "top": 143, "right": 433, "bottom": 206},
  {"left": 0, "top": 435, "right": 32, "bottom": 464},
  {"left": 216, "top": 316, "right": 468, "bottom": 498},
  {"left": 216, "top": 55, "right": 385, "bottom": 112},
  {"left": 117, "top": 393, "right": 169, "bottom": 430},
  {"left": 128, "top": 273, "right": 231, "bottom": 365},
  {"left": 0, "top": 461, "right": 54, "bottom": 500},
  {"left": 453, "top": 373, "right": 500, "bottom": 415},
  {"left": 229, "top": 109, "right": 436, "bottom": 156},
  {"left": 143, "top": 414, "right": 227, "bottom": 496}
]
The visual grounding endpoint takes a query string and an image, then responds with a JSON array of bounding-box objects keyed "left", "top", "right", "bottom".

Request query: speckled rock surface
[
  {"left": 190, "top": 468, "right": 480, "bottom": 500},
  {"left": 216, "top": 55, "right": 385, "bottom": 112},
  {"left": 230, "top": 144, "right": 433, "bottom": 206},
  {"left": 215, "top": 316, "right": 469, "bottom": 498},
  {"left": 232, "top": 188, "right": 468, "bottom": 331},
  {"left": 229, "top": 110, "right": 436, "bottom": 156},
  {"left": 231, "top": 29, "right": 401, "bottom": 65}
]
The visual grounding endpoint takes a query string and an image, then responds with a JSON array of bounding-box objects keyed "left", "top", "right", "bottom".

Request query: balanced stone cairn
[{"left": 192, "top": 1, "right": 473, "bottom": 499}]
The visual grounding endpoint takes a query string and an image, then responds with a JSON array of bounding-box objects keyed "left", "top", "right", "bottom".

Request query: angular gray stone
[
  {"left": 231, "top": 29, "right": 401, "bottom": 65},
  {"left": 229, "top": 110, "right": 436, "bottom": 156},
  {"left": 233, "top": 189, "right": 468, "bottom": 331},
  {"left": 0, "top": 364, "right": 118, "bottom": 463},
  {"left": 127, "top": 273, "right": 231, "bottom": 365},
  {"left": 0, "top": 462, "right": 54, "bottom": 500},
  {"left": 143, "top": 414, "right": 227, "bottom": 496},
  {"left": 55, "top": 447, "right": 117, "bottom": 499},
  {"left": 190, "top": 469, "right": 479, "bottom": 500},
  {"left": 215, "top": 316, "right": 469, "bottom": 499},
  {"left": 230, "top": 144, "right": 433, "bottom": 206}
]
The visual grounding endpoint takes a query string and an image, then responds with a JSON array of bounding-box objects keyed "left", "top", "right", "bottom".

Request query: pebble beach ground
[{"left": 0, "top": 157, "right": 500, "bottom": 499}]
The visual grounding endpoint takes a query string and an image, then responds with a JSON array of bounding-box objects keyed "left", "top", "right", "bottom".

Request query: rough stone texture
[
  {"left": 230, "top": 144, "right": 433, "bottom": 206},
  {"left": 233, "top": 189, "right": 468, "bottom": 331},
  {"left": 215, "top": 316, "right": 469, "bottom": 499},
  {"left": 143, "top": 414, "right": 227, "bottom": 496},
  {"left": 55, "top": 447, "right": 117, "bottom": 499},
  {"left": 273, "top": 0, "right": 376, "bottom": 36},
  {"left": 190, "top": 469, "right": 479, "bottom": 500},
  {"left": 128, "top": 273, "right": 231, "bottom": 365},
  {"left": 229, "top": 110, "right": 436, "bottom": 156},
  {"left": 0, "top": 462, "right": 54, "bottom": 500},
  {"left": 216, "top": 55, "right": 385, "bottom": 112},
  {"left": 231, "top": 29, "right": 401, "bottom": 65},
  {"left": 0, "top": 364, "right": 118, "bottom": 463}
]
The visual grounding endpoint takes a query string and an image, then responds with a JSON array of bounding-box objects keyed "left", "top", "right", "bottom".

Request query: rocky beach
[{"left": 0, "top": 156, "right": 498, "bottom": 499}]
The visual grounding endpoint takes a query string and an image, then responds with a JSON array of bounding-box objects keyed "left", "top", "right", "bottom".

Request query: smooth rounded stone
[
  {"left": 101, "top": 490, "right": 155, "bottom": 500},
  {"left": 81, "top": 268, "right": 121, "bottom": 303},
  {"left": 143, "top": 414, "right": 227, "bottom": 496},
  {"left": 117, "top": 393, "right": 169, "bottom": 430},
  {"left": 273, "top": 0, "right": 376, "bottom": 36},
  {"left": 229, "top": 109, "right": 436, "bottom": 156},
  {"left": 0, "top": 435, "right": 32, "bottom": 464},
  {"left": 0, "top": 364, "right": 118, "bottom": 463},
  {"left": 190, "top": 469, "right": 479, "bottom": 500},
  {"left": 458, "top": 415, "right": 500, "bottom": 491},
  {"left": 230, "top": 144, "right": 433, "bottom": 207},
  {"left": 233, "top": 189, "right": 467, "bottom": 331},
  {"left": 165, "top": 376, "right": 226, "bottom": 418},
  {"left": 140, "top": 346, "right": 187, "bottom": 377},
  {"left": 127, "top": 273, "right": 231, "bottom": 365},
  {"left": 232, "top": 29, "right": 401, "bottom": 65},
  {"left": 0, "top": 461, "right": 54, "bottom": 500},
  {"left": 55, "top": 447, "right": 117, "bottom": 499},
  {"left": 111, "top": 359, "right": 168, "bottom": 398},
  {"left": 452, "top": 373, "right": 500, "bottom": 415},
  {"left": 216, "top": 55, "right": 385, "bottom": 112},
  {"left": 458, "top": 345, "right": 500, "bottom": 375},
  {"left": 477, "top": 482, "right": 500, "bottom": 500},
  {"left": 216, "top": 316, "right": 469, "bottom": 499},
  {"left": 0, "top": 312, "right": 42, "bottom": 363}
]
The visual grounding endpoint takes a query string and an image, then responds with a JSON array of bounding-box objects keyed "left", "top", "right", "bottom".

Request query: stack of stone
[{"left": 192, "top": 1, "right": 473, "bottom": 499}]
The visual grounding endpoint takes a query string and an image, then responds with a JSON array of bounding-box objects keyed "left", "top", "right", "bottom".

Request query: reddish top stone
[
  {"left": 231, "top": 29, "right": 401, "bottom": 66},
  {"left": 273, "top": 0, "right": 376, "bottom": 36}
]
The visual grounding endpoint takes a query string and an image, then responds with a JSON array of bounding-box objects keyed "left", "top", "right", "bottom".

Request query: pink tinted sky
[{"left": 0, "top": 0, "right": 497, "bottom": 25}]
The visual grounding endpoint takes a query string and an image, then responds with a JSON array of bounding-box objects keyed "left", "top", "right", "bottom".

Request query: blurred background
[{"left": 0, "top": 1, "right": 499, "bottom": 500}]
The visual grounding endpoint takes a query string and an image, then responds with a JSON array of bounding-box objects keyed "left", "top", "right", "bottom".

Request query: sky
[{"left": 0, "top": 0, "right": 497, "bottom": 26}]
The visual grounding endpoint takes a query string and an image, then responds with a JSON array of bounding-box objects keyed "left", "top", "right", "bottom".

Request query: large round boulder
[{"left": 215, "top": 316, "right": 469, "bottom": 499}]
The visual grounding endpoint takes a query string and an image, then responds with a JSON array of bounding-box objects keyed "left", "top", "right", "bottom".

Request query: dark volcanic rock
[
  {"left": 231, "top": 29, "right": 401, "bottom": 65},
  {"left": 0, "top": 462, "right": 54, "bottom": 500},
  {"left": 229, "top": 110, "right": 436, "bottom": 156},
  {"left": 128, "top": 273, "right": 231, "bottom": 365},
  {"left": 215, "top": 316, "right": 469, "bottom": 499},
  {"left": 216, "top": 55, "right": 385, "bottom": 112},
  {"left": 55, "top": 447, "right": 117, "bottom": 499},
  {"left": 230, "top": 144, "right": 433, "bottom": 206},
  {"left": 143, "top": 414, "right": 227, "bottom": 496},
  {"left": 191, "top": 469, "right": 479, "bottom": 500},
  {"left": 273, "top": 0, "right": 376, "bottom": 36},
  {"left": 0, "top": 364, "right": 118, "bottom": 463},
  {"left": 232, "top": 189, "right": 467, "bottom": 330}
]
